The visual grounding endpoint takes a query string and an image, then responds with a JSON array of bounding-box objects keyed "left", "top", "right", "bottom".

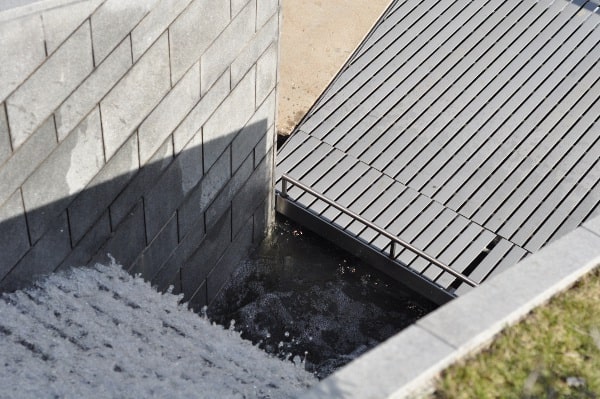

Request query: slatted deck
[{"left": 276, "top": 0, "right": 600, "bottom": 304}]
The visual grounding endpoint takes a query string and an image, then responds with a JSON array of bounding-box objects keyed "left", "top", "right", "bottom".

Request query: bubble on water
[{"left": 284, "top": 331, "right": 290, "bottom": 337}]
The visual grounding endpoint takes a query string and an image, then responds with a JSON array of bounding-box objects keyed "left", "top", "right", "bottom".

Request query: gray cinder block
[
  {"left": 6, "top": 23, "right": 93, "bottom": 150},
  {"left": 110, "top": 137, "right": 174, "bottom": 228},
  {"left": 58, "top": 211, "right": 111, "bottom": 271},
  {"left": 0, "top": 117, "right": 57, "bottom": 208},
  {"left": 178, "top": 146, "right": 230, "bottom": 238},
  {"left": 181, "top": 209, "right": 231, "bottom": 299},
  {"left": 0, "top": 212, "right": 71, "bottom": 293},
  {"left": 231, "top": 154, "right": 271, "bottom": 236},
  {"left": 231, "top": 92, "right": 275, "bottom": 171},
  {"left": 256, "top": 0, "right": 279, "bottom": 30},
  {"left": 55, "top": 37, "right": 132, "bottom": 141},
  {"left": 130, "top": 213, "right": 178, "bottom": 279},
  {"left": 42, "top": 0, "right": 103, "bottom": 54},
  {"left": 138, "top": 61, "right": 200, "bottom": 166},
  {"left": 91, "top": 0, "right": 158, "bottom": 64},
  {"left": 256, "top": 43, "right": 278, "bottom": 105},
  {"left": 200, "top": 0, "right": 255, "bottom": 95},
  {"left": 131, "top": 0, "right": 192, "bottom": 62},
  {"left": 168, "top": 0, "right": 229, "bottom": 83},
  {"left": 68, "top": 134, "right": 138, "bottom": 244},
  {"left": 203, "top": 67, "right": 256, "bottom": 171},
  {"left": 100, "top": 32, "right": 170, "bottom": 160},
  {"left": 22, "top": 108, "right": 104, "bottom": 242},
  {"left": 231, "top": 14, "right": 278, "bottom": 87},
  {"left": 172, "top": 70, "right": 230, "bottom": 155},
  {"left": 0, "top": 190, "right": 30, "bottom": 281},
  {"left": 0, "top": 14, "right": 45, "bottom": 102},
  {"left": 0, "top": 103, "right": 10, "bottom": 165}
]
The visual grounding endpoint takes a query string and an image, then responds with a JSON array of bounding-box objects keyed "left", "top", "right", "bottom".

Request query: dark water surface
[{"left": 208, "top": 216, "right": 436, "bottom": 379}]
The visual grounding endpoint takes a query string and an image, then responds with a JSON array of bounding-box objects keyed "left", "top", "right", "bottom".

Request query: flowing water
[{"left": 209, "top": 216, "right": 436, "bottom": 379}]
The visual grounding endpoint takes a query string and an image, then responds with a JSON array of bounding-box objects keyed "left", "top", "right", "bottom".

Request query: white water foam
[{"left": 0, "top": 262, "right": 316, "bottom": 398}]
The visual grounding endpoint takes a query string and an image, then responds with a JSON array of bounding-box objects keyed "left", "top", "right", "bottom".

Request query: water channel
[{"left": 209, "top": 215, "right": 436, "bottom": 379}]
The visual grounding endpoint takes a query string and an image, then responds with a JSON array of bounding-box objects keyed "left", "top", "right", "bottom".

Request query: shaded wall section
[{"left": 0, "top": 0, "right": 280, "bottom": 308}]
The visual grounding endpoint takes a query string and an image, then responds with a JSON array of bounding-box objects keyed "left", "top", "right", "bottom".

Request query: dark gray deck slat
[
  {"left": 549, "top": 180, "right": 600, "bottom": 244},
  {"left": 308, "top": 160, "right": 366, "bottom": 215},
  {"left": 356, "top": 0, "right": 545, "bottom": 170},
  {"left": 415, "top": 6, "right": 597, "bottom": 200},
  {"left": 461, "top": 53, "right": 600, "bottom": 221},
  {"left": 464, "top": 238, "right": 515, "bottom": 283},
  {"left": 333, "top": 174, "right": 395, "bottom": 231},
  {"left": 480, "top": 75, "right": 600, "bottom": 232},
  {"left": 406, "top": 218, "right": 475, "bottom": 276},
  {"left": 431, "top": 16, "right": 600, "bottom": 210},
  {"left": 520, "top": 129, "right": 600, "bottom": 251},
  {"left": 348, "top": 0, "right": 534, "bottom": 168},
  {"left": 321, "top": 0, "right": 505, "bottom": 149},
  {"left": 434, "top": 229, "right": 497, "bottom": 288},
  {"left": 498, "top": 115, "right": 600, "bottom": 243},
  {"left": 309, "top": 0, "right": 482, "bottom": 141},
  {"left": 321, "top": 167, "right": 383, "bottom": 223},
  {"left": 387, "top": 0, "right": 582, "bottom": 189},
  {"left": 276, "top": 131, "right": 317, "bottom": 178},
  {"left": 301, "top": 0, "right": 447, "bottom": 135},
  {"left": 485, "top": 246, "right": 530, "bottom": 280},
  {"left": 320, "top": 0, "right": 505, "bottom": 149}
]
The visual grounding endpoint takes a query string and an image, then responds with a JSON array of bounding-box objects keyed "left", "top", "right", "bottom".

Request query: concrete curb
[{"left": 298, "top": 214, "right": 600, "bottom": 399}]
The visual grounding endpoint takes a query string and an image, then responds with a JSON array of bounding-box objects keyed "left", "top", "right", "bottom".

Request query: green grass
[{"left": 434, "top": 267, "right": 600, "bottom": 399}]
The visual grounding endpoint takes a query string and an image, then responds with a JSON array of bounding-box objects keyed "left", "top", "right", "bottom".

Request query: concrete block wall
[{"left": 0, "top": 0, "right": 280, "bottom": 308}]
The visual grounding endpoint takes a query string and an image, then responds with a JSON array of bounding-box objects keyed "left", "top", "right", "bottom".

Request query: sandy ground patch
[{"left": 277, "top": 0, "right": 391, "bottom": 136}]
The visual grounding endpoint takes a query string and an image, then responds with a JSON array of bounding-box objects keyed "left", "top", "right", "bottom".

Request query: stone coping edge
[{"left": 298, "top": 214, "right": 600, "bottom": 399}]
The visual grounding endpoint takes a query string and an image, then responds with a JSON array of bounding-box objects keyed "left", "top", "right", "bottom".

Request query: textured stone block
[
  {"left": 58, "top": 211, "right": 111, "bottom": 271},
  {"left": 252, "top": 198, "right": 269, "bottom": 244},
  {"left": 206, "top": 214, "right": 253, "bottom": 302},
  {"left": 110, "top": 137, "right": 173, "bottom": 228},
  {"left": 178, "top": 146, "right": 230, "bottom": 238},
  {"left": 231, "top": 91, "right": 275, "bottom": 171},
  {"left": 138, "top": 61, "right": 200, "bottom": 165},
  {"left": 254, "top": 125, "right": 275, "bottom": 169},
  {"left": 56, "top": 37, "right": 131, "bottom": 141},
  {"left": 187, "top": 281, "right": 207, "bottom": 311},
  {"left": 256, "top": 0, "right": 278, "bottom": 30},
  {"left": 144, "top": 139, "right": 202, "bottom": 241},
  {"left": 0, "top": 117, "right": 56, "bottom": 208},
  {"left": 205, "top": 153, "right": 253, "bottom": 230},
  {"left": 230, "top": 14, "right": 278, "bottom": 87},
  {"left": 0, "top": 212, "right": 71, "bottom": 293},
  {"left": 231, "top": 0, "right": 250, "bottom": 17},
  {"left": 130, "top": 213, "right": 178, "bottom": 279},
  {"left": 256, "top": 42, "right": 278, "bottom": 105},
  {"left": 69, "top": 134, "right": 138, "bottom": 244},
  {"left": 232, "top": 154, "right": 271, "bottom": 236},
  {"left": 7, "top": 23, "right": 93, "bottom": 150},
  {"left": 181, "top": 209, "right": 231, "bottom": 299},
  {"left": 203, "top": 67, "right": 255, "bottom": 171},
  {"left": 200, "top": 1, "right": 255, "bottom": 94},
  {"left": 42, "top": 0, "right": 103, "bottom": 54},
  {"left": 152, "top": 213, "right": 206, "bottom": 293},
  {"left": 0, "top": 190, "right": 30, "bottom": 280},
  {"left": 172, "top": 70, "right": 230, "bottom": 154},
  {"left": 22, "top": 107, "right": 104, "bottom": 242},
  {"left": 169, "top": 0, "right": 229, "bottom": 83},
  {"left": 91, "top": 0, "right": 158, "bottom": 64},
  {"left": 0, "top": 103, "right": 10, "bottom": 165},
  {"left": 131, "top": 0, "right": 192, "bottom": 61},
  {"left": 91, "top": 201, "right": 146, "bottom": 269},
  {"left": 101, "top": 32, "right": 170, "bottom": 160},
  {"left": 0, "top": 14, "right": 45, "bottom": 102}
]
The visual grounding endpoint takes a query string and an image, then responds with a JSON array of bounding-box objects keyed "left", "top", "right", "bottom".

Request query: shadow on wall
[{"left": 0, "top": 118, "right": 272, "bottom": 311}]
